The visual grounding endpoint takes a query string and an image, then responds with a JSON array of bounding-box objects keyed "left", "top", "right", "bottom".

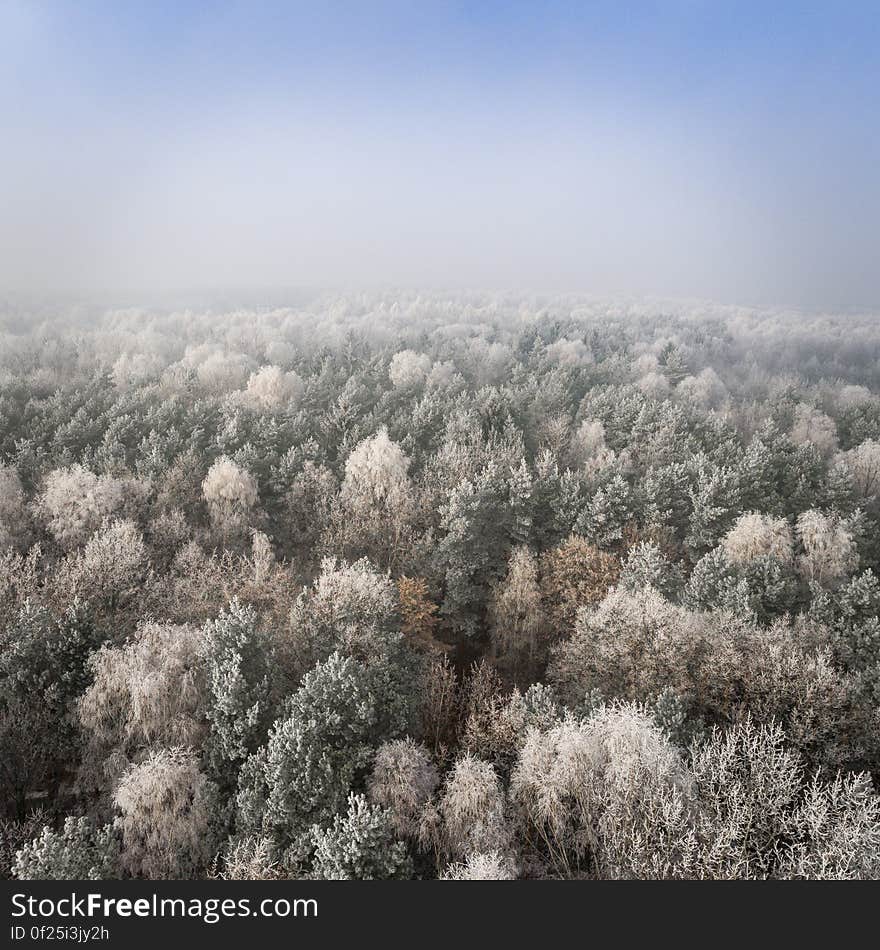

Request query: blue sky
[{"left": 1, "top": 1, "right": 878, "bottom": 307}]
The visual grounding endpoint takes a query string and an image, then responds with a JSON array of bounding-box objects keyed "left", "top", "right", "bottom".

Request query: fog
[{"left": 1, "top": 2, "right": 878, "bottom": 309}]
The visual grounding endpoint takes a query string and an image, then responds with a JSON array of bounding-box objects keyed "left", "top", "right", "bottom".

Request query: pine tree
[
  {"left": 309, "top": 794, "right": 412, "bottom": 879},
  {"left": 201, "top": 599, "right": 276, "bottom": 781}
]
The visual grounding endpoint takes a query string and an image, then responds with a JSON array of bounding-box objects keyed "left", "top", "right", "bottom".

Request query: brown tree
[{"left": 539, "top": 535, "right": 620, "bottom": 638}]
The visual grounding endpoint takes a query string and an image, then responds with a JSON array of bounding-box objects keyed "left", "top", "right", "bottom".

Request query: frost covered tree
[
  {"left": 619, "top": 541, "right": 681, "bottom": 600},
  {"left": 202, "top": 456, "right": 259, "bottom": 539},
  {"left": 13, "top": 817, "right": 119, "bottom": 880},
  {"left": 637, "top": 372, "right": 671, "bottom": 400},
  {"left": 111, "top": 351, "right": 162, "bottom": 390},
  {"left": 215, "top": 835, "right": 284, "bottom": 880},
  {"left": 426, "top": 359, "right": 459, "bottom": 389},
  {"left": 389, "top": 349, "right": 431, "bottom": 389},
  {"left": 642, "top": 461, "right": 693, "bottom": 540},
  {"left": 835, "top": 439, "right": 880, "bottom": 501},
  {"left": 333, "top": 428, "right": 415, "bottom": 570},
  {"left": 1, "top": 602, "right": 100, "bottom": 715},
  {"left": 236, "top": 651, "right": 410, "bottom": 852},
  {"left": 201, "top": 599, "right": 276, "bottom": 779},
  {"left": 489, "top": 546, "right": 545, "bottom": 679},
  {"left": 195, "top": 351, "right": 253, "bottom": 393},
  {"left": 791, "top": 403, "right": 838, "bottom": 457},
  {"left": 309, "top": 794, "right": 412, "bottom": 879},
  {"left": 79, "top": 621, "right": 207, "bottom": 773},
  {"left": 808, "top": 569, "right": 880, "bottom": 699},
  {"left": 510, "top": 703, "right": 689, "bottom": 878},
  {"left": 721, "top": 512, "right": 793, "bottom": 566},
  {"left": 441, "top": 850, "right": 517, "bottom": 880},
  {"left": 687, "top": 718, "right": 880, "bottom": 880},
  {"left": 682, "top": 547, "right": 752, "bottom": 614},
  {"left": 739, "top": 552, "right": 799, "bottom": 621},
  {"left": 545, "top": 337, "right": 592, "bottom": 368},
  {"left": 37, "top": 464, "right": 126, "bottom": 549},
  {"left": 249, "top": 529, "right": 275, "bottom": 586},
  {"left": 435, "top": 463, "right": 519, "bottom": 638},
  {"left": 0, "top": 464, "right": 27, "bottom": 550},
  {"left": 578, "top": 474, "right": 633, "bottom": 548},
  {"left": 510, "top": 710, "right": 880, "bottom": 880},
  {"left": 367, "top": 739, "right": 439, "bottom": 839},
  {"left": 431, "top": 753, "right": 511, "bottom": 862},
  {"left": 341, "top": 427, "right": 412, "bottom": 514},
  {"left": 658, "top": 342, "right": 689, "bottom": 384},
  {"left": 569, "top": 419, "right": 610, "bottom": 471},
  {"left": 55, "top": 518, "right": 149, "bottom": 611},
  {"left": 685, "top": 462, "right": 741, "bottom": 555},
  {"left": 796, "top": 509, "right": 858, "bottom": 586},
  {"left": 778, "top": 770, "right": 880, "bottom": 879},
  {"left": 114, "top": 748, "right": 217, "bottom": 879},
  {"left": 463, "top": 338, "right": 512, "bottom": 386},
  {"left": 548, "top": 586, "right": 873, "bottom": 770},
  {"left": 0, "top": 602, "right": 101, "bottom": 814},
  {"left": 547, "top": 586, "right": 700, "bottom": 704},
  {"left": 675, "top": 368, "right": 726, "bottom": 410},
  {"left": 244, "top": 365, "right": 304, "bottom": 410},
  {"left": 286, "top": 556, "right": 401, "bottom": 676}
]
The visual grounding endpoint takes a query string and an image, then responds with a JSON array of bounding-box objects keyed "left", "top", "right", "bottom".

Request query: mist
[{"left": 1, "top": 1, "right": 878, "bottom": 309}]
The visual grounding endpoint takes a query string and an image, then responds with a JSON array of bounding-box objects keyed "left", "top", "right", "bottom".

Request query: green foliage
[
  {"left": 577, "top": 473, "right": 632, "bottom": 549},
  {"left": 309, "top": 794, "right": 412, "bottom": 880},
  {"left": 809, "top": 570, "right": 880, "bottom": 702},
  {"left": 0, "top": 601, "right": 102, "bottom": 709},
  {"left": 13, "top": 818, "right": 119, "bottom": 880},
  {"left": 236, "top": 652, "right": 411, "bottom": 851},
  {"left": 0, "top": 602, "right": 102, "bottom": 815},
  {"left": 683, "top": 548, "right": 752, "bottom": 614},
  {"left": 685, "top": 461, "right": 741, "bottom": 556},
  {"left": 647, "top": 688, "right": 704, "bottom": 749},
  {"left": 619, "top": 541, "right": 682, "bottom": 600},
  {"left": 435, "top": 463, "right": 521, "bottom": 637},
  {"left": 0, "top": 811, "right": 48, "bottom": 879},
  {"left": 201, "top": 599, "right": 276, "bottom": 780}
]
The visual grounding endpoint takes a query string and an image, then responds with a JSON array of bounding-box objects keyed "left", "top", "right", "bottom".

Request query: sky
[{"left": 0, "top": 1, "right": 878, "bottom": 309}]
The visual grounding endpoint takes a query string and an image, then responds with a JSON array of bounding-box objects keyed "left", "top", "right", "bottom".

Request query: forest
[{"left": 1, "top": 291, "right": 880, "bottom": 880}]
